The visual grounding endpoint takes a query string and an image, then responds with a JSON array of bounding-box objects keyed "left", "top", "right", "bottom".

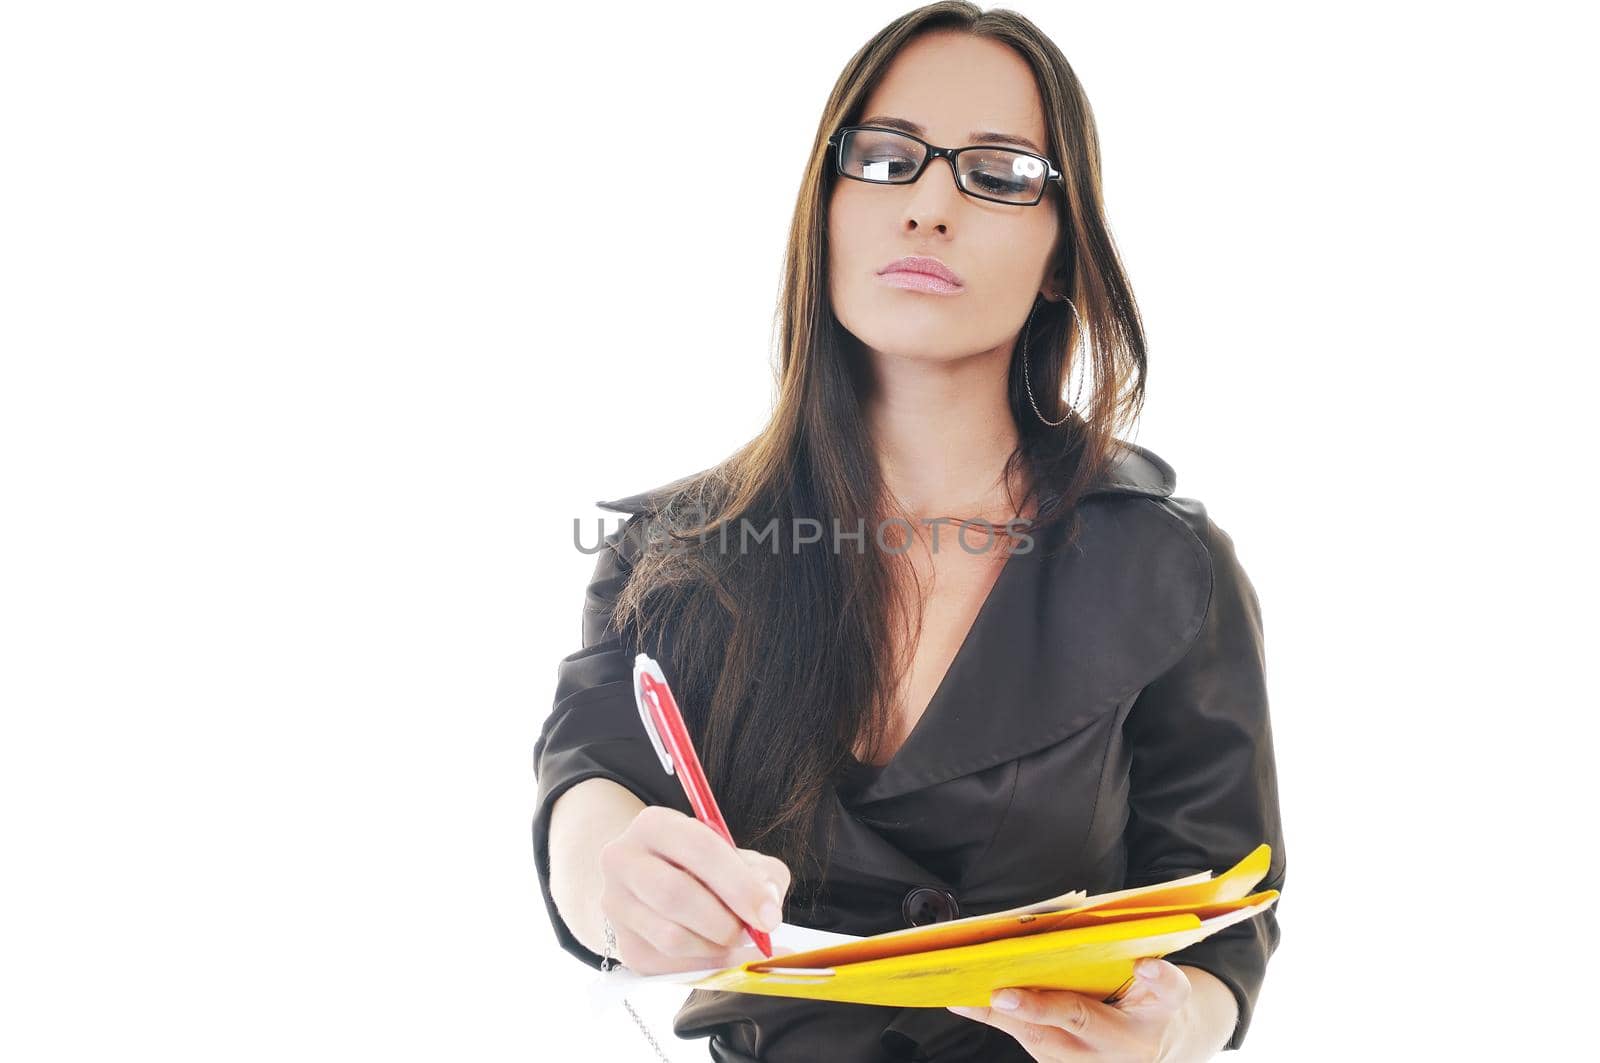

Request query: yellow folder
[{"left": 672, "top": 842, "right": 1278, "bottom": 1008}]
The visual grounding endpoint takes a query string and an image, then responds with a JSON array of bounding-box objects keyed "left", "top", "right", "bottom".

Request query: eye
[
  {"left": 859, "top": 153, "right": 919, "bottom": 180},
  {"left": 969, "top": 170, "right": 1029, "bottom": 195}
]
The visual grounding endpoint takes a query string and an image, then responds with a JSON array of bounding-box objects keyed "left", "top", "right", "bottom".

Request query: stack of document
[{"left": 590, "top": 842, "right": 1278, "bottom": 1009}]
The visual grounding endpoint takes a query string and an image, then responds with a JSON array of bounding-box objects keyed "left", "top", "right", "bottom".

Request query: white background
[{"left": 3, "top": 1, "right": 1595, "bottom": 1059}]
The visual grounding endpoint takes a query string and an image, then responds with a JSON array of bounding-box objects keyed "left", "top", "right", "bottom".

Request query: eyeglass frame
[{"left": 826, "top": 124, "right": 1066, "bottom": 207}]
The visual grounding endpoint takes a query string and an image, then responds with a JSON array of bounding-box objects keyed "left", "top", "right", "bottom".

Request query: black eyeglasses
[{"left": 827, "top": 125, "right": 1065, "bottom": 207}]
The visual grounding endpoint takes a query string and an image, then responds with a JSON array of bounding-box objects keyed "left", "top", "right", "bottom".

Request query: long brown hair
[{"left": 607, "top": 2, "right": 1148, "bottom": 908}]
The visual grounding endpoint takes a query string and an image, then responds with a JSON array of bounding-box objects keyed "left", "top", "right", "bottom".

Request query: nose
[{"left": 902, "top": 154, "right": 964, "bottom": 231}]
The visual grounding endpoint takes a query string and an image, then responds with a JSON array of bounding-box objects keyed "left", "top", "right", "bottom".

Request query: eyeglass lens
[{"left": 837, "top": 128, "right": 1049, "bottom": 204}]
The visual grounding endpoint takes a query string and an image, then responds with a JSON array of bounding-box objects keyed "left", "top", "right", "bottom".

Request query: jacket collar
[
  {"left": 588, "top": 439, "right": 1193, "bottom": 806},
  {"left": 1086, "top": 438, "right": 1176, "bottom": 498},
  {"left": 594, "top": 439, "right": 1175, "bottom": 513}
]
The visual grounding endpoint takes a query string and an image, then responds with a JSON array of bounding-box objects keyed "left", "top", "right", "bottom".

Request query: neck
[{"left": 861, "top": 343, "right": 1026, "bottom": 523}]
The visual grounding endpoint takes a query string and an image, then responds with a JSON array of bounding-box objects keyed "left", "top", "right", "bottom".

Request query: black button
[{"left": 902, "top": 886, "right": 960, "bottom": 926}]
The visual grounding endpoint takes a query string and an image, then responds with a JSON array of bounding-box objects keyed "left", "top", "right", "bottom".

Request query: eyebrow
[{"left": 856, "top": 114, "right": 1045, "bottom": 155}]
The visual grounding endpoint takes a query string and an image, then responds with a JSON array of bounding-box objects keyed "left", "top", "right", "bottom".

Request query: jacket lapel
[
  {"left": 591, "top": 441, "right": 1203, "bottom": 802},
  {"left": 849, "top": 487, "right": 1207, "bottom": 802}
]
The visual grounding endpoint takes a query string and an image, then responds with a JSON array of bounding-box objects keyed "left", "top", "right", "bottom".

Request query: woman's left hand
[{"left": 946, "top": 957, "right": 1190, "bottom": 1061}]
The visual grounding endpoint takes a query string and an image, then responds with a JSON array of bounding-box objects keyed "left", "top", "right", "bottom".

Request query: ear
[{"left": 1040, "top": 261, "right": 1072, "bottom": 303}]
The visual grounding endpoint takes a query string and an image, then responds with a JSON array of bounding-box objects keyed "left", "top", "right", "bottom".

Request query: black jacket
[{"left": 532, "top": 441, "right": 1286, "bottom": 1061}]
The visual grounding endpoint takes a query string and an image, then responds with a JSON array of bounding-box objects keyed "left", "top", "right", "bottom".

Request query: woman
[{"left": 533, "top": 4, "right": 1286, "bottom": 1060}]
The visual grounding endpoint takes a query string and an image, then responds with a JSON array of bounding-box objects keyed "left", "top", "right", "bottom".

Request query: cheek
[
  {"left": 826, "top": 190, "right": 874, "bottom": 306},
  {"left": 979, "top": 220, "right": 1060, "bottom": 305},
  {"left": 827, "top": 187, "right": 871, "bottom": 265}
]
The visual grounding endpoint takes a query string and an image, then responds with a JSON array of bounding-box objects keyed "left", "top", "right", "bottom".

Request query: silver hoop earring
[{"left": 1021, "top": 297, "right": 1087, "bottom": 428}]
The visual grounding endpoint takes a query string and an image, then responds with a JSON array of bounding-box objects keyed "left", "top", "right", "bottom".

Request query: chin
[
  {"left": 844, "top": 307, "right": 967, "bottom": 355},
  {"left": 861, "top": 336, "right": 974, "bottom": 363}
]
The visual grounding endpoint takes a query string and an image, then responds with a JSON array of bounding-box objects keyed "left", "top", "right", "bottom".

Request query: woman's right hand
[{"left": 597, "top": 804, "right": 795, "bottom": 975}]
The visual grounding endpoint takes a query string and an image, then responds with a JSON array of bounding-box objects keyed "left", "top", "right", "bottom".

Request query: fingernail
[
  {"left": 1138, "top": 958, "right": 1162, "bottom": 981},
  {"left": 767, "top": 881, "right": 784, "bottom": 906},
  {"left": 759, "top": 901, "right": 782, "bottom": 931},
  {"left": 991, "top": 989, "right": 1020, "bottom": 1010}
]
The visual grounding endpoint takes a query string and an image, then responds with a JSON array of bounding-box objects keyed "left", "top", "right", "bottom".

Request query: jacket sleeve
[
  {"left": 531, "top": 513, "right": 694, "bottom": 970},
  {"left": 1121, "top": 498, "right": 1286, "bottom": 1052}
]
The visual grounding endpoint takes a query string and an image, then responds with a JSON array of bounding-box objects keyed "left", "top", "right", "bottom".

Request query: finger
[
  {"left": 643, "top": 812, "right": 783, "bottom": 933},
  {"left": 946, "top": 1003, "right": 1084, "bottom": 1058},
  {"left": 605, "top": 885, "right": 736, "bottom": 961},
  {"left": 602, "top": 837, "right": 752, "bottom": 950},
  {"left": 734, "top": 850, "right": 784, "bottom": 903},
  {"left": 615, "top": 925, "right": 766, "bottom": 975},
  {"left": 612, "top": 919, "right": 730, "bottom": 975},
  {"left": 737, "top": 848, "right": 792, "bottom": 901},
  {"left": 953, "top": 986, "right": 1120, "bottom": 1049},
  {"left": 623, "top": 856, "right": 757, "bottom": 951}
]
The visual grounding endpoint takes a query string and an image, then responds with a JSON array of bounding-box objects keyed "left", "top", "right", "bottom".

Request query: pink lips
[{"left": 877, "top": 255, "right": 965, "bottom": 295}]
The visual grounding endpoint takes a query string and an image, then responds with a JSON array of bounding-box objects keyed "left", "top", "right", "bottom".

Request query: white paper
[{"left": 585, "top": 921, "right": 865, "bottom": 1013}]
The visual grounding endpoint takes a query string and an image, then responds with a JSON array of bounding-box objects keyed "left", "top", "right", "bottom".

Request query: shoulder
[
  {"left": 1084, "top": 437, "right": 1178, "bottom": 500},
  {"left": 1073, "top": 438, "right": 1192, "bottom": 538},
  {"left": 1021, "top": 442, "right": 1248, "bottom": 709},
  {"left": 1070, "top": 439, "right": 1244, "bottom": 602},
  {"left": 1067, "top": 444, "right": 1260, "bottom": 679},
  {"left": 585, "top": 465, "right": 724, "bottom": 574},
  {"left": 594, "top": 471, "right": 710, "bottom": 517}
]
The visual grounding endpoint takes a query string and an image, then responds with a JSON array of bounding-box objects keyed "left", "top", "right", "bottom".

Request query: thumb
[{"left": 1116, "top": 958, "right": 1190, "bottom": 1015}]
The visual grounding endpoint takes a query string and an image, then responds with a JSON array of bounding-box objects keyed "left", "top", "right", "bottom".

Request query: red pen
[{"left": 632, "top": 652, "right": 775, "bottom": 958}]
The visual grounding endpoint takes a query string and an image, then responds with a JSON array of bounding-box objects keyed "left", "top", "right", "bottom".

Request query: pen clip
[{"left": 632, "top": 652, "right": 676, "bottom": 775}]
